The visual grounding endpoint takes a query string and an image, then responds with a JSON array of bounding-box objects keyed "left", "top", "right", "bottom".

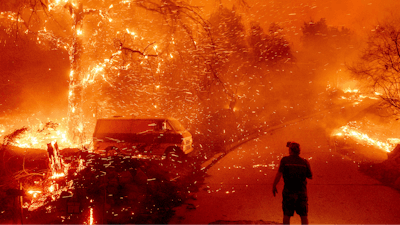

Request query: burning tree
[
  {"left": 0, "top": 0, "right": 210, "bottom": 145},
  {"left": 348, "top": 18, "right": 400, "bottom": 114},
  {"left": 1, "top": 0, "right": 307, "bottom": 156}
]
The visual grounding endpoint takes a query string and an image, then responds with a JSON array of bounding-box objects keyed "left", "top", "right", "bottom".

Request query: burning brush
[
  {"left": 24, "top": 141, "right": 73, "bottom": 212},
  {"left": 332, "top": 121, "right": 400, "bottom": 153}
]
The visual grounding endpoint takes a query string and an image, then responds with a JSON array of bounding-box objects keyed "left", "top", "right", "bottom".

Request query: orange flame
[
  {"left": 27, "top": 190, "right": 42, "bottom": 198},
  {"left": 334, "top": 124, "right": 400, "bottom": 152},
  {"left": 23, "top": 141, "right": 79, "bottom": 211},
  {"left": 5, "top": 121, "right": 77, "bottom": 149},
  {"left": 89, "top": 208, "right": 94, "bottom": 225}
]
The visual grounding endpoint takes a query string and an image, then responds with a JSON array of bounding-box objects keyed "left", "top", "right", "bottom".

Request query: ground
[
  {"left": 169, "top": 105, "right": 400, "bottom": 224},
  {"left": 2, "top": 97, "right": 400, "bottom": 224}
]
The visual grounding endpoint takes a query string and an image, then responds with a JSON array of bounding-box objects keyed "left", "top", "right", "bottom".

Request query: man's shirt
[{"left": 278, "top": 155, "right": 312, "bottom": 193}]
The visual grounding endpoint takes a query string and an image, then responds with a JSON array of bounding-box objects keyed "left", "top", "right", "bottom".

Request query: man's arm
[{"left": 272, "top": 171, "right": 282, "bottom": 197}]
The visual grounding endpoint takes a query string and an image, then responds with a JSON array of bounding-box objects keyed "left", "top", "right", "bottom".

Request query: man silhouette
[{"left": 273, "top": 142, "right": 312, "bottom": 224}]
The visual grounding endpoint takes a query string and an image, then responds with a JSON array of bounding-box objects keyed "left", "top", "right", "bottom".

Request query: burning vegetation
[
  {"left": 0, "top": 125, "right": 204, "bottom": 223},
  {"left": 2, "top": 0, "right": 400, "bottom": 223}
]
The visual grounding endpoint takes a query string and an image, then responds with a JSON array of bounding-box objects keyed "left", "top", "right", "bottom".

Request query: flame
[
  {"left": 344, "top": 88, "right": 359, "bottom": 93},
  {"left": 48, "top": 0, "right": 70, "bottom": 11},
  {"left": 334, "top": 123, "right": 399, "bottom": 152},
  {"left": 27, "top": 190, "right": 42, "bottom": 198},
  {"left": 5, "top": 121, "right": 77, "bottom": 149},
  {"left": 337, "top": 86, "right": 380, "bottom": 103},
  {"left": 89, "top": 208, "right": 94, "bottom": 225},
  {"left": 126, "top": 28, "right": 136, "bottom": 37},
  {"left": 24, "top": 143, "right": 77, "bottom": 211},
  {"left": 83, "top": 64, "right": 107, "bottom": 85},
  {"left": 48, "top": 184, "right": 56, "bottom": 192},
  {"left": 50, "top": 172, "right": 66, "bottom": 179}
]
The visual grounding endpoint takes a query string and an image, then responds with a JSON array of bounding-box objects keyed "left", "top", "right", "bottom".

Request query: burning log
[{"left": 46, "top": 142, "right": 64, "bottom": 175}]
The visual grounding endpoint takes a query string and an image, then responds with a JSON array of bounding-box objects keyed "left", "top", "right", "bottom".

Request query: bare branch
[
  {"left": 121, "top": 46, "right": 158, "bottom": 57},
  {"left": 348, "top": 20, "right": 400, "bottom": 114}
]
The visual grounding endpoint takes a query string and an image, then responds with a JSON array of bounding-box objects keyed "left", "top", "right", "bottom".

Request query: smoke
[
  {"left": 214, "top": 0, "right": 400, "bottom": 31},
  {"left": 0, "top": 34, "right": 69, "bottom": 119},
  {"left": 2, "top": 0, "right": 400, "bottom": 152}
]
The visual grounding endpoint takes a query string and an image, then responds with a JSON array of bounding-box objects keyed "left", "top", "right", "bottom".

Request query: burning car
[{"left": 93, "top": 117, "right": 193, "bottom": 159}]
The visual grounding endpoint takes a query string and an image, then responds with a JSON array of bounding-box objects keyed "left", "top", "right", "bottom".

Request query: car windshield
[{"left": 168, "top": 119, "right": 185, "bottom": 131}]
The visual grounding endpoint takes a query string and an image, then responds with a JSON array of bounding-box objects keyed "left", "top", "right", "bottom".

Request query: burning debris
[
  {"left": 333, "top": 122, "right": 400, "bottom": 153},
  {"left": 3, "top": 0, "right": 400, "bottom": 223},
  {"left": 1, "top": 121, "right": 78, "bottom": 150},
  {"left": 0, "top": 125, "right": 205, "bottom": 224}
]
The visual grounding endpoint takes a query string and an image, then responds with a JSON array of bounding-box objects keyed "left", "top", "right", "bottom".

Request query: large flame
[
  {"left": 3, "top": 121, "right": 79, "bottom": 149},
  {"left": 24, "top": 142, "right": 86, "bottom": 211},
  {"left": 334, "top": 122, "right": 400, "bottom": 153},
  {"left": 339, "top": 87, "right": 380, "bottom": 103}
]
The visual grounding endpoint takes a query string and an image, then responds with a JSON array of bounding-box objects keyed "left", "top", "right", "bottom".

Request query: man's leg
[
  {"left": 297, "top": 193, "right": 309, "bottom": 225},
  {"left": 282, "top": 191, "right": 295, "bottom": 225},
  {"left": 283, "top": 215, "right": 290, "bottom": 224},
  {"left": 300, "top": 216, "right": 308, "bottom": 224}
]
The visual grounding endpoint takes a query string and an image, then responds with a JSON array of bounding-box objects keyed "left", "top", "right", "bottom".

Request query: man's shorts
[{"left": 282, "top": 190, "right": 308, "bottom": 217}]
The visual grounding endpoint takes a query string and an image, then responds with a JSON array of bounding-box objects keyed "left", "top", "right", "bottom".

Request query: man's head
[{"left": 287, "top": 142, "right": 300, "bottom": 155}]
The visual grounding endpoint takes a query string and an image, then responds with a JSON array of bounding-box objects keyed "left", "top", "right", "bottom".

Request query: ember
[{"left": 3, "top": 0, "right": 400, "bottom": 223}]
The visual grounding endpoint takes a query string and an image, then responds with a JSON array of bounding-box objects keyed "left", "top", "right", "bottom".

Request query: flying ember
[{"left": 3, "top": 0, "right": 400, "bottom": 223}]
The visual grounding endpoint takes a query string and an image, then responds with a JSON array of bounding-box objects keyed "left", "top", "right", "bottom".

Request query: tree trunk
[
  {"left": 68, "top": 34, "right": 84, "bottom": 144},
  {"left": 67, "top": 5, "right": 85, "bottom": 145}
]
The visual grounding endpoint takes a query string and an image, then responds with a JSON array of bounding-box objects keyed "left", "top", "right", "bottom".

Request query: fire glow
[
  {"left": 89, "top": 208, "right": 94, "bottom": 225},
  {"left": 23, "top": 142, "right": 81, "bottom": 212},
  {"left": 4, "top": 122, "right": 77, "bottom": 149},
  {"left": 334, "top": 124, "right": 399, "bottom": 153},
  {"left": 27, "top": 190, "right": 42, "bottom": 198},
  {"left": 338, "top": 87, "right": 380, "bottom": 103}
]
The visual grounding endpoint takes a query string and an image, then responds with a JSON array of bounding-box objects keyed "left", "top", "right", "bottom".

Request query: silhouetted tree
[
  {"left": 195, "top": 5, "right": 248, "bottom": 112},
  {"left": 301, "top": 18, "right": 356, "bottom": 88},
  {"left": 348, "top": 19, "right": 400, "bottom": 114},
  {"left": 0, "top": 0, "right": 209, "bottom": 142},
  {"left": 302, "top": 18, "right": 354, "bottom": 64},
  {"left": 248, "top": 22, "right": 293, "bottom": 66},
  {"left": 209, "top": 5, "right": 246, "bottom": 55},
  {"left": 302, "top": 18, "right": 330, "bottom": 50}
]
